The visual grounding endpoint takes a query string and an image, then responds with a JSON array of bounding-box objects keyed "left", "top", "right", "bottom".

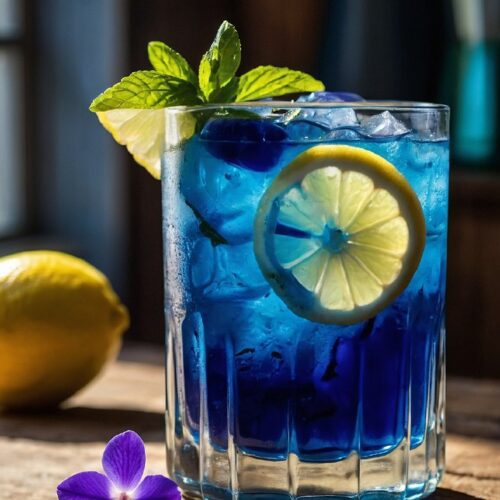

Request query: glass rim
[{"left": 165, "top": 100, "right": 450, "bottom": 115}]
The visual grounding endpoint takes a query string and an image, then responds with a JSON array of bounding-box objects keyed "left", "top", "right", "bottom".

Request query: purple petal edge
[
  {"left": 134, "top": 475, "right": 181, "bottom": 500},
  {"left": 102, "top": 430, "right": 146, "bottom": 491},
  {"left": 57, "top": 471, "right": 112, "bottom": 500}
]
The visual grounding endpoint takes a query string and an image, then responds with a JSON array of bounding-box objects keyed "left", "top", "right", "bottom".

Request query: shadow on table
[
  {"left": 0, "top": 408, "right": 489, "bottom": 500},
  {"left": 431, "top": 488, "right": 482, "bottom": 499},
  {"left": 0, "top": 406, "right": 164, "bottom": 442}
]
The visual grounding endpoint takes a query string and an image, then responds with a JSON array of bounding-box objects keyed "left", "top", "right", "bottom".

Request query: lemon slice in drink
[{"left": 254, "top": 145, "right": 426, "bottom": 325}]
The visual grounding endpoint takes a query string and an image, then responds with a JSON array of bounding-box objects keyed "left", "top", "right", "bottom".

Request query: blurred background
[{"left": 1, "top": 0, "right": 499, "bottom": 379}]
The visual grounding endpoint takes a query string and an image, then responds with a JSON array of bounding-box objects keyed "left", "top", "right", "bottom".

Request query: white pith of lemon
[
  {"left": 97, "top": 109, "right": 196, "bottom": 179},
  {"left": 97, "top": 109, "right": 165, "bottom": 179},
  {"left": 253, "top": 145, "right": 426, "bottom": 325}
]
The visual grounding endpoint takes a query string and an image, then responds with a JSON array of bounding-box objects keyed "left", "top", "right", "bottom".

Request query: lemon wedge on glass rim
[
  {"left": 96, "top": 108, "right": 195, "bottom": 179},
  {"left": 253, "top": 145, "right": 426, "bottom": 325},
  {"left": 97, "top": 109, "right": 164, "bottom": 178}
]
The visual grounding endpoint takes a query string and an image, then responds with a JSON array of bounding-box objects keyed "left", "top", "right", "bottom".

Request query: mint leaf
[
  {"left": 207, "top": 76, "right": 239, "bottom": 104},
  {"left": 90, "top": 21, "right": 326, "bottom": 113},
  {"left": 185, "top": 200, "right": 228, "bottom": 246},
  {"left": 236, "top": 66, "right": 325, "bottom": 102},
  {"left": 148, "top": 41, "right": 197, "bottom": 86},
  {"left": 89, "top": 71, "right": 201, "bottom": 111},
  {"left": 199, "top": 21, "right": 241, "bottom": 102}
]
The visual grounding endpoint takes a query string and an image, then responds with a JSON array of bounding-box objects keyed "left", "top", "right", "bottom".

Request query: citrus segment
[
  {"left": 253, "top": 145, "right": 426, "bottom": 325},
  {"left": 319, "top": 255, "right": 354, "bottom": 310},
  {"left": 97, "top": 108, "right": 165, "bottom": 179},
  {"left": 338, "top": 171, "right": 374, "bottom": 228},
  {"left": 278, "top": 187, "right": 325, "bottom": 234},
  {"left": 274, "top": 235, "right": 321, "bottom": 269},
  {"left": 349, "top": 217, "right": 409, "bottom": 255},
  {"left": 291, "top": 249, "right": 329, "bottom": 292}
]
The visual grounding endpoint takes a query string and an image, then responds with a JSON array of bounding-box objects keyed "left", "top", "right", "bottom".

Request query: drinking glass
[{"left": 162, "top": 102, "right": 449, "bottom": 499}]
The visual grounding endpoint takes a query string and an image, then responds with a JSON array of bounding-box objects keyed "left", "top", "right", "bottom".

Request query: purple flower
[{"left": 57, "top": 430, "right": 180, "bottom": 500}]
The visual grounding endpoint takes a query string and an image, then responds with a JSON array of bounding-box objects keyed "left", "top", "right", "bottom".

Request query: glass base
[
  {"left": 172, "top": 429, "right": 444, "bottom": 499},
  {"left": 165, "top": 319, "right": 446, "bottom": 499}
]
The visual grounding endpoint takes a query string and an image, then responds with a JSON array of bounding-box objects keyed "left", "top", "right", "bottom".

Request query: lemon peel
[{"left": 0, "top": 251, "right": 129, "bottom": 409}]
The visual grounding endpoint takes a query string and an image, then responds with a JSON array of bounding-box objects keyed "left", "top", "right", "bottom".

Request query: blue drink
[{"left": 163, "top": 103, "right": 449, "bottom": 498}]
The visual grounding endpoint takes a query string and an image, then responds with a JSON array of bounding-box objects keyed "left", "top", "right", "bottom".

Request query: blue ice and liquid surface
[{"left": 167, "top": 104, "right": 448, "bottom": 464}]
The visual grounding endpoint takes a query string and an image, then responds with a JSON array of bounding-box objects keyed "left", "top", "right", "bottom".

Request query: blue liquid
[{"left": 169, "top": 130, "right": 448, "bottom": 463}]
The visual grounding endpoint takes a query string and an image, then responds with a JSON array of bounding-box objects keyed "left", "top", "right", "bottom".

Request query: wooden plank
[
  {"left": 0, "top": 354, "right": 166, "bottom": 500},
  {"left": 1, "top": 345, "right": 500, "bottom": 498},
  {"left": 447, "top": 377, "right": 500, "bottom": 440},
  {"left": 441, "top": 435, "right": 500, "bottom": 499}
]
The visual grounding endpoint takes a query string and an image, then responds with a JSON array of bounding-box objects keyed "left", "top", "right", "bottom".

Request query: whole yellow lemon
[{"left": 0, "top": 251, "right": 129, "bottom": 410}]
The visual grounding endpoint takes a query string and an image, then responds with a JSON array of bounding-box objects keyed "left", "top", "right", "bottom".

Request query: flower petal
[
  {"left": 57, "top": 471, "right": 112, "bottom": 499},
  {"left": 133, "top": 475, "right": 181, "bottom": 500},
  {"left": 102, "top": 430, "right": 146, "bottom": 491}
]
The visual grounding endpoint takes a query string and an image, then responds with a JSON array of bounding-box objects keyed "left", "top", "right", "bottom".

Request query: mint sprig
[
  {"left": 89, "top": 71, "right": 200, "bottom": 111},
  {"left": 89, "top": 20, "right": 325, "bottom": 112},
  {"left": 236, "top": 66, "right": 325, "bottom": 102},
  {"left": 198, "top": 21, "right": 241, "bottom": 102},
  {"left": 148, "top": 41, "right": 197, "bottom": 86}
]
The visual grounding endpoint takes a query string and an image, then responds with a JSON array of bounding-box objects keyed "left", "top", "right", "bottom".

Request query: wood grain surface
[{"left": 1, "top": 344, "right": 499, "bottom": 499}]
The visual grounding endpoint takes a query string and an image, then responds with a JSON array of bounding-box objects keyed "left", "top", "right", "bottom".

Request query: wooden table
[{"left": 1, "top": 344, "right": 500, "bottom": 499}]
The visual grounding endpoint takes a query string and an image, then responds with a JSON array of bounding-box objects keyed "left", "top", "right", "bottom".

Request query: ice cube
[
  {"left": 326, "top": 128, "right": 362, "bottom": 141},
  {"left": 181, "top": 142, "right": 273, "bottom": 243},
  {"left": 190, "top": 239, "right": 271, "bottom": 300},
  {"left": 200, "top": 118, "right": 287, "bottom": 172},
  {"left": 323, "top": 108, "right": 359, "bottom": 129},
  {"left": 279, "top": 107, "right": 360, "bottom": 141},
  {"left": 190, "top": 238, "right": 216, "bottom": 289},
  {"left": 360, "top": 111, "right": 410, "bottom": 138},
  {"left": 280, "top": 119, "right": 330, "bottom": 141},
  {"left": 395, "top": 138, "right": 449, "bottom": 232},
  {"left": 297, "top": 91, "right": 364, "bottom": 103},
  {"left": 284, "top": 107, "right": 358, "bottom": 129},
  {"left": 411, "top": 110, "right": 446, "bottom": 141}
]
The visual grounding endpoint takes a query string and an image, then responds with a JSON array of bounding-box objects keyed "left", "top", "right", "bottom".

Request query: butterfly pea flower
[{"left": 57, "top": 430, "right": 180, "bottom": 500}]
